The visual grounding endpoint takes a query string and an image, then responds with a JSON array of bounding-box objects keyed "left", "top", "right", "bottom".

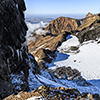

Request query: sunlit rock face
[
  {"left": 0, "top": 0, "right": 33, "bottom": 99},
  {"left": 45, "top": 17, "right": 81, "bottom": 35}
]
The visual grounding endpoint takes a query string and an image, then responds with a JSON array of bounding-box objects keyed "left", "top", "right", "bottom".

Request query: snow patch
[
  {"left": 58, "top": 35, "right": 80, "bottom": 54},
  {"left": 55, "top": 41, "right": 100, "bottom": 80}
]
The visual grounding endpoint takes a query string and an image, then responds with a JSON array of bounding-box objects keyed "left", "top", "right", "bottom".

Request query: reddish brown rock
[
  {"left": 45, "top": 17, "right": 81, "bottom": 35},
  {"left": 28, "top": 31, "right": 70, "bottom": 67},
  {"left": 85, "top": 12, "right": 93, "bottom": 18}
]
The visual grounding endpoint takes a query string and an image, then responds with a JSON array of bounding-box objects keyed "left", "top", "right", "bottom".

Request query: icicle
[
  {"left": 20, "top": 50, "right": 23, "bottom": 60},
  {"left": 8, "top": 45, "right": 14, "bottom": 57},
  {"left": 7, "top": 58, "right": 11, "bottom": 73},
  {"left": 16, "top": 49, "right": 20, "bottom": 61}
]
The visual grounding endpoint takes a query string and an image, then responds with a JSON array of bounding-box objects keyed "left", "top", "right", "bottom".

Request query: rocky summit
[{"left": 45, "top": 17, "right": 81, "bottom": 35}]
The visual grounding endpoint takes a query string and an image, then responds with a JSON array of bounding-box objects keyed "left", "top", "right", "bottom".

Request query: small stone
[
  {"left": 74, "top": 60, "right": 76, "bottom": 62},
  {"left": 93, "top": 94, "right": 99, "bottom": 98},
  {"left": 38, "top": 85, "right": 45, "bottom": 90},
  {"left": 69, "top": 87, "right": 71, "bottom": 89},
  {"left": 60, "top": 87, "right": 65, "bottom": 90},
  {"left": 65, "top": 88, "right": 68, "bottom": 90},
  {"left": 17, "top": 95, "right": 21, "bottom": 98},
  {"left": 87, "top": 93, "right": 92, "bottom": 99}
]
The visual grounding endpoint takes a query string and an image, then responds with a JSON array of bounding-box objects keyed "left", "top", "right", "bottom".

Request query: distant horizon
[
  {"left": 24, "top": 0, "right": 100, "bottom": 15},
  {"left": 25, "top": 13, "right": 89, "bottom": 20}
]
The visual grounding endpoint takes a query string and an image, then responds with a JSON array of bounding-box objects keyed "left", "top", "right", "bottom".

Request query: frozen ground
[{"left": 55, "top": 36, "right": 100, "bottom": 80}]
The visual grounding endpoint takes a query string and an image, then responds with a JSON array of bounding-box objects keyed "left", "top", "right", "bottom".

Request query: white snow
[
  {"left": 10, "top": 73, "right": 24, "bottom": 91},
  {"left": 89, "top": 26, "right": 94, "bottom": 30},
  {"left": 36, "top": 74, "right": 67, "bottom": 88},
  {"left": 28, "top": 68, "right": 43, "bottom": 91},
  {"left": 80, "top": 21, "right": 83, "bottom": 24},
  {"left": 55, "top": 36, "right": 100, "bottom": 80},
  {"left": 57, "top": 35, "right": 80, "bottom": 54},
  {"left": 31, "top": 43, "right": 46, "bottom": 54},
  {"left": 16, "top": 4, "right": 18, "bottom": 9}
]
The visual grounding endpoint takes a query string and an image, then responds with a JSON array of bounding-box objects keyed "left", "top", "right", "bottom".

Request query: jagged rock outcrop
[
  {"left": 77, "top": 13, "right": 100, "bottom": 31},
  {"left": 85, "top": 12, "right": 93, "bottom": 18},
  {"left": 0, "top": 0, "right": 38, "bottom": 99},
  {"left": 4, "top": 85, "right": 100, "bottom": 100},
  {"left": 48, "top": 66, "right": 91, "bottom": 86},
  {"left": 45, "top": 17, "right": 81, "bottom": 35},
  {"left": 74, "top": 17, "right": 100, "bottom": 43}
]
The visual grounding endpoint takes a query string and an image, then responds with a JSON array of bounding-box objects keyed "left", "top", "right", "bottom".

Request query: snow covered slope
[{"left": 56, "top": 36, "right": 100, "bottom": 80}]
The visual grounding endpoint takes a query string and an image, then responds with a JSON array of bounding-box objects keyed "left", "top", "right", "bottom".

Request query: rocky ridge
[
  {"left": 4, "top": 85, "right": 100, "bottom": 100},
  {"left": 28, "top": 13, "right": 100, "bottom": 68},
  {"left": 45, "top": 17, "right": 81, "bottom": 35}
]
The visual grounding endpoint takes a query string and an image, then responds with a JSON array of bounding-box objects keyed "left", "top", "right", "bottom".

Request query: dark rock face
[
  {"left": 53, "top": 66, "right": 81, "bottom": 79},
  {"left": 0, "top": 0, "right": 32, "bottom": 99},
  {"left": 74, "top": 18, "right": 100, "bottom": 43}
]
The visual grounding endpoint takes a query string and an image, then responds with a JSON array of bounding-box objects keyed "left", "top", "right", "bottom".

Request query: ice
[
  {"left": 55, "top": 41, "right": 100, "bottom": 80},
  {"left": 16, "top": 4, "right": 18, "bottom": 9},
  {"left": 16, "top": 49, "right": 20, "bottom": 61}
]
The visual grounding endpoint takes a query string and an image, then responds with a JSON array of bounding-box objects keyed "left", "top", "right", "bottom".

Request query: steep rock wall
[{"left": 0, "top": 0, "right": 32, "bottom": 99}]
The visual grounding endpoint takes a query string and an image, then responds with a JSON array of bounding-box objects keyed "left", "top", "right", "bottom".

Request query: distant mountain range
[{"left": 25, "top": 14, "right": 86, "bottom": 24}]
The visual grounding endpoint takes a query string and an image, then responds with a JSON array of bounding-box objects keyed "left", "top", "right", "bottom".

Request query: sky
[{"left": 24, "top": 0, "right": 100, "bottom": 15}]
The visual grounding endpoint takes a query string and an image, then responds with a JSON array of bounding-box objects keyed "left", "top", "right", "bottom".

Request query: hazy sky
[{"left": 24, "top": 0, "right": 100, "bottom": 15}]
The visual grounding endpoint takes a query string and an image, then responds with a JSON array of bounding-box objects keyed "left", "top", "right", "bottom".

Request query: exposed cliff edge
[{"left": 0, "top": 0, "right": 39, "bottom": 99}]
